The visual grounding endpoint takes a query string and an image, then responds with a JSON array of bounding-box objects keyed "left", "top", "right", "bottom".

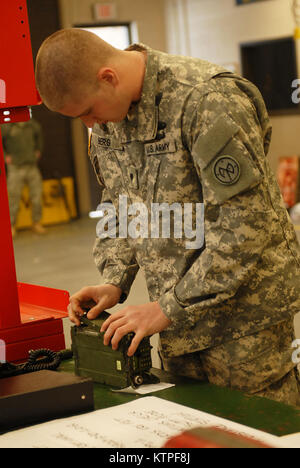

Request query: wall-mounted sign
[{"left": 93, "top": 3, "right": 117, "bottom": 21}]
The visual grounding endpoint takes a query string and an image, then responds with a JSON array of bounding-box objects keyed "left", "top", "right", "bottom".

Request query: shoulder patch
[
  {"left": 213, "top": 156, "right": 240, "bottom": 185},
  {"left": 191, "top": 114, "right": 263, "bottom": 204}
]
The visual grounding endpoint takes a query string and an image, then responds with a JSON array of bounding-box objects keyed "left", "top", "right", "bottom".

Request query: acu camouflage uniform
[{"left": 90, "top": 44, "right": 300, "bottom": 405}]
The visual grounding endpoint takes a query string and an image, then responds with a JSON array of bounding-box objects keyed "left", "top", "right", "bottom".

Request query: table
[{"left": 60, "top": 360, "right": 300, "bottom": 437}]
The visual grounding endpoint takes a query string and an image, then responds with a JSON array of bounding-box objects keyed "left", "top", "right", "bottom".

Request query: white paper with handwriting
[{"left": 0, "top": 396, "right": 295, "bottom": 448}]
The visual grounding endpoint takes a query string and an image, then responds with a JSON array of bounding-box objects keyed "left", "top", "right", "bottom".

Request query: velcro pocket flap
[
  {"left": 194, "top": 114, "right": 240, "bottom": 170},
  {"left": 192, "top": 114, "right": 263, "bottom": 204}
]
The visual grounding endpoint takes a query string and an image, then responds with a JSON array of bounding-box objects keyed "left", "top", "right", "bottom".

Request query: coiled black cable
[
  {"left": 0, "top": 349, "right": 73, "bottom": 379},
  {"left": 21, "top": 349, "right": 62, "bottom": 372}
]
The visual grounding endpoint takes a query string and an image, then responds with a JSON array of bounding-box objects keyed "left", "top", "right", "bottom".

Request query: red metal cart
[{"left": 0, "top": 0, "right": 69, "bottom": 363}]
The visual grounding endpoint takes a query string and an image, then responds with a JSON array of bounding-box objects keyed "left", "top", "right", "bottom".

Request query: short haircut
[{"left": 35, "top": 28, "right": 117, "bottom": 111}]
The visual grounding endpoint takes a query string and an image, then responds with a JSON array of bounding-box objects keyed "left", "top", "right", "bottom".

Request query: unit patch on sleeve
[{"left": 213, "top": 156, "right": 241, "bottom": 185}]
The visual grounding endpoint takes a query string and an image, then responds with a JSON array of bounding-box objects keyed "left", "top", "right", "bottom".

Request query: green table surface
[{"left": 60, "top": 360, "right": 300, "bottom": 437}]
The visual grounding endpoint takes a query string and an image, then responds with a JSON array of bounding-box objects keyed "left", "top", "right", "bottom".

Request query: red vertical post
[
  {"left": 0, "top": 1, "right": 69, "bottom": 362},
  {"left": 0, "top": 129, "right": 21, "bottom": 328},
  {"left": 0, "top": 0, "right": 40, "bottom": 330}
]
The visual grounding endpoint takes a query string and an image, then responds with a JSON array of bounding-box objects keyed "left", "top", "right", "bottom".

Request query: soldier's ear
[{"left": 96, "top": 67, "right": 119, "bottom": 88}]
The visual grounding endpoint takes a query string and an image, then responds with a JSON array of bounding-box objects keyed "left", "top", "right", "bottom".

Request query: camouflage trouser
[
  {"left": 162, "top": 320, "right": 300, "bottom": 407},
  {"left": 6, "top": 163, "right": 43, "bottom": 226}
]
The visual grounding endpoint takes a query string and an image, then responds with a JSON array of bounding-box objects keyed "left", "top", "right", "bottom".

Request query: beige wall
[
  {"left": 58, "top": 0, "right": 300, "bottom": 209},
  {"left": 59, "top": 0, "right": 167, "bottom": 51},
  {"left": 165, "top": 0, "right": 300, "bottom": 175},
  {"left": 58, "top": 0, "right": 167, "bottom": 215}
]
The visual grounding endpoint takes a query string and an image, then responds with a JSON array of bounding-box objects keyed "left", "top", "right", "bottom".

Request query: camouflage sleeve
[
  {"left": 158, "top": 84, "right": 273, "bottom": 329},
  {"left": 89, "top": 139, "right": 139, "bottom": 301}
]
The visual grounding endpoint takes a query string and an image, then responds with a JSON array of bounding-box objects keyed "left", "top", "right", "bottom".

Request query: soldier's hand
[
  {"left": 68, "top": 284, "right": 122, "bottom": 326},
  {"left": 100, "top": 302, "right": 172, "bottom": 356}
]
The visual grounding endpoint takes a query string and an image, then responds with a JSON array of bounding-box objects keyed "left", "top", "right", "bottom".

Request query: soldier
[
  {"left": 35, "top": 29, "right": 300, "bottom": 406},
  {"left": 1, "top": 119, "right": 46, "bottom": 237}
]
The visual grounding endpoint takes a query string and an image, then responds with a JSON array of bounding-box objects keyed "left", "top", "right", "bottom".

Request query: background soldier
[
  {"left": 35, "top": 29, "right": 300, "bottom": 406},
  {"left": 1, "top": 118, "right": 46, "bottom": 238}
]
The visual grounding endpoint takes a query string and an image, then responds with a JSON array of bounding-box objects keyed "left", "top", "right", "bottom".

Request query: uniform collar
[{"left": 105, "top": 43, "right": 159, "bottom": 144}]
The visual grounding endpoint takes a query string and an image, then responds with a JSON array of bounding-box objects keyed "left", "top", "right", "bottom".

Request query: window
[{"left": 75, "top": 22, "right": 135, "bottom": 50}]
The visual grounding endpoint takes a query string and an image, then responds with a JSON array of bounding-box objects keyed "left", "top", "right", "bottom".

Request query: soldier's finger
[
  {"left": 68, "top": 303, "right": 81, "bottom": 326},
  {"left": 100, "top": 311, "right": 124, "bottom": 333},
  {"left": 110, "top": 323, "right": 134, "bottom": 351},
  {"left": 127, "top": 331, "right": 145, "bottom": 357},
  {"left": 103, "top": 317, "right": 128, "bottom": 346},
  {"left": 69, "top": 297, "right": 85, "bottom": 316},
  {"left": 87, "top": 295, "right": 109, "bottom": 319}
]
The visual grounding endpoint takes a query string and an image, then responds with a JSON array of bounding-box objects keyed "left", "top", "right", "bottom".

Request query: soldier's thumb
[{"left": 87, "top": 296, "right": 109, "bottom": 319}]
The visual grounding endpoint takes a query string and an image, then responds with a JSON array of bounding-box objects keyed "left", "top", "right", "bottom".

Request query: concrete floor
[
  {"left": 12, "top": 217, "right": 300, "bottom": 364},
  {"left": 13, "top": 216, "right": 150, "bottom": 299}
]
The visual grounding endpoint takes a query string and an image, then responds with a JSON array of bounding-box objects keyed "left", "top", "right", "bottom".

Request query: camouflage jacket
[{"left": 90, "top": 44, "right": 300, "bottom": 358}]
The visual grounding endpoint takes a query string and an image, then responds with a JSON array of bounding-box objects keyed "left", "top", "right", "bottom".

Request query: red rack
[{"left": 0, "top": 0, "right": 69, "bottom": 363}]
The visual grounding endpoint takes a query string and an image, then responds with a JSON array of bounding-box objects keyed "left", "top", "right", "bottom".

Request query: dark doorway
[{"left": 27, "top": 0, "right": 78, "bottom": 214}]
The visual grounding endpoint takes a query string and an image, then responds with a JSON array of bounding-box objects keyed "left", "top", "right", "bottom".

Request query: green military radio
[{"left": 71, "top": 311, "right": 159, "bottom": 389}]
